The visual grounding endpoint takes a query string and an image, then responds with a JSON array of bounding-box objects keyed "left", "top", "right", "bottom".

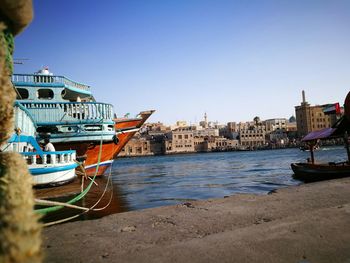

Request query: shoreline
[
  {"left": 117, "top": 144, "right": 345, "bottom": 159},
  {"left": 43, "top": 177, "right": 350, "bottom": 262}
]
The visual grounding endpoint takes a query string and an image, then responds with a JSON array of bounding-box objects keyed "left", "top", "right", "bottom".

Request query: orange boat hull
[{"left": 84, "top": 111, "right": 154, "bottom": 176}]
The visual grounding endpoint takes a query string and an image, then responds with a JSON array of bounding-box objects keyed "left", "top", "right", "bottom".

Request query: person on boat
[
  {"left": 43, "top": 138, "right": 55, "bottom": 164},
  {"left": 44, "top": 138, "right": 55, "bottom": 152}
]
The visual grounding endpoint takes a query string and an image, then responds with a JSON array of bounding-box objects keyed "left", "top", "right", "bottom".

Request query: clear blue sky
[{"left": 14, "top": 0, "right": 350, "bottom": 125}]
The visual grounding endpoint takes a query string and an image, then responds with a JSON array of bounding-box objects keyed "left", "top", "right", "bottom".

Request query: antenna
[{"left": 13, "top": 58, "right": 29, "bottom": 64}]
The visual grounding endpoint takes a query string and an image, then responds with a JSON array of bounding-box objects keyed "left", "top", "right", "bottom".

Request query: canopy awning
[
  {"left": 301, "top": 128, "right": 337, "bottom": 142},
  {"left": 301, "top": 114, "right": 350, "bottom": 142}
]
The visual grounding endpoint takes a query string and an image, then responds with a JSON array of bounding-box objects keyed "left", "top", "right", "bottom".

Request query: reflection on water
[
  {"left": 37, "top": 146, "right": 345, "bottom": 223},
  {"left": 35, "top": 177, "right": 129, "bottom": 223}
]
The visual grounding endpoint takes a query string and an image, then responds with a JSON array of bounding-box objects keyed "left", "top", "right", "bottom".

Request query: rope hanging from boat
[
  {"left": 35, "top": 118, "right": 117, "bottom": 218},
  {"left": 37, "top": 140, "right": 116, "bottom": 226},
  {"left": 35, "top": 130, "right": 105, "bottom": 215},
  {"left": 42, "top": 165, "right": 115, "bottom": 226}
]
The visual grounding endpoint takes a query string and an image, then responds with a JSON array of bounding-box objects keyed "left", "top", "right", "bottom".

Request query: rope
[
  {"left": 41, "top": 142, "right": 116, "bottom": 226},
  {"left": 34, "top": 199, "right": 89, "bottom": 211},
  {"left": 43, "top": 168, "right": 114, "bottom": 226},
  {"left": 35, "top": 126, "right": 105, "bottom": 215}
]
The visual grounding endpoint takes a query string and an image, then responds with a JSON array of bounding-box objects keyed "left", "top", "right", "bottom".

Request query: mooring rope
[
  {"left": 41, "top": 142, "right": 116, "bottom": 226},
  {"left": 35, "top": 127, "right": 104, "bottom": 214},
  {"left": 34, "top": 199, "right": 89, "bottom": 211}
]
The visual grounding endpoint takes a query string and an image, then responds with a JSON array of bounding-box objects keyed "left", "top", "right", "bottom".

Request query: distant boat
[
  {"left": 299, "top": 144, "right": 319, "bottom": 151},
  {"left": 291, "top": 92, "right": 350, "bottom": 182}
]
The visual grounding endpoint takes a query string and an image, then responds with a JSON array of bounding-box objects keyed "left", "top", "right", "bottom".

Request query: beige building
[
  {"left": 295, "top": 91, "right": 336, "bottom": 137},
  {"left": 264, "top": 118, "right": 287, "bottom": 134},
  {"left": 205, "top": 137, "right": 239, "bottom": 151},
  {"left": 193, "top": 136, "right": 238, "bottom": 152},
  {"left": 164, "top": 127, "right": 195, "bottom": 154},
  {"left": 239, "top": 127, "right": 266, "bottom": 147},
  {"left": 119, "top": 137, "right": 152, "bottom": 157}
]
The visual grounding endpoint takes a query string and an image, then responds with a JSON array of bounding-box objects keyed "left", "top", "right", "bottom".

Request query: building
[
  {"left": 295, "top": 91, "right": 337, "bottom": 137},
  {"left": 239, "top": 125, "right": 266, "bottom": 148},
  {"left": 264, "top": 118, "right": 287, "bottom": 134},
  {"left": 219, "top": 122, "right": 239, "bottom": 139},
  {"left": 193, "top": 128, "right": 219, "bottom": 137},
  {"left": 119, "top": 137, "right": 152, "bottom": 157},
  {"left": 164, "top": 127, "right": 195, "bottom": 154}
]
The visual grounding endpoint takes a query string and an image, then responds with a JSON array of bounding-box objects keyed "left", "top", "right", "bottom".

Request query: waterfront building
[
  {"left": 119, "top": 137, "right": 152, "bottom": 157},
  {"left": 295, "top": 91, "right": 337, "bottom": 137},
  {"left": 205, "top": 137, "right": 239, "bottom": 151},
  {"left": 164, "top": 127, "right": 195, "bottom": 154},
  {"left": 264, "top": 118, "right": 287, "bottom": 134},
  {"left": 219, "top": 122, "right": 239, "bottom": 139},
  {"left": 193, "top": 136, "right": 239, "bottom": 152},
  {"left": 193, "top": 128, "right": 219, "bottom": 137},
  {"left": 239, "top": 125, "right": 266, "bottom": 148}
]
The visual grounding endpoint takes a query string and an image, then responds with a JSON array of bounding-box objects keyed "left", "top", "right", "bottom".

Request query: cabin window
[
  {"left": 16, "top": 88, "right": 29, "bottom": 99},
  {"left": 84, "top": 125, "right": 102, "bottom": 131},
  {"left": 37, "top": 89, "right": 54, "bottom": 99}
]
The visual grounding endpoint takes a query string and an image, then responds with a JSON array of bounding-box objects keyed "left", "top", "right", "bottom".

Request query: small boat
[
  {"left": 299, "top": 144, "right": 319, "bottom": 151},
  {"left": 291, "top": 92, "right": 350, "bottom": 182},
  {"left": 2, "top": 104, "right": 78, "bottom": 186},
  {"left": 6, "top": 134, "right": 78, "bottom": 187},
  {"left": 291, "top": 162, "right": 350, "bottom": 182}
]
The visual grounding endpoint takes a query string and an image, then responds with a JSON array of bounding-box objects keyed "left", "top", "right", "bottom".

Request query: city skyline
[{"left": 13, "top": 0, "right": 350, "bottom": 125}]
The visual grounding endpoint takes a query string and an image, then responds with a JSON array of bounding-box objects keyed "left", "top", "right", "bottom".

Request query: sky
[{"left": 14, "top": 0, "right": 350, "bottom": 125}]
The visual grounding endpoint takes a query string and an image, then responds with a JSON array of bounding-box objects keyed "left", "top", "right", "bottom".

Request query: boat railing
[
  {"left": 14, "top": 102, "right": 37, "bottom": 135},
  {"left": 22, "top": 150, "right": 76, "bottom": 165},
  {"left": 19, "top": 101, "right": 114, "bottom": 123},
  {"left": 12, "top": 74, "right": 90, "bottom": 92}
]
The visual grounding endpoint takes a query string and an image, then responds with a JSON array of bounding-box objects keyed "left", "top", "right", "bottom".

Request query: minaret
[
  {"left": 301, "top": 90, "right": 309, "bottom": 106},
  {"left": 204, "top": 112, "right": 208, "bottom": 128}
]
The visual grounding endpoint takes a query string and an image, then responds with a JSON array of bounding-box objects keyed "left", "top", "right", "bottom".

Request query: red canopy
[{"left": 301, "top": 128, "right": 337, "bottom": 142}]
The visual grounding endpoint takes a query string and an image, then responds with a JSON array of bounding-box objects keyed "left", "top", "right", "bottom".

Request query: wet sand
[{"left": 43, "top": 177, "right": 350, "bottom": 263}]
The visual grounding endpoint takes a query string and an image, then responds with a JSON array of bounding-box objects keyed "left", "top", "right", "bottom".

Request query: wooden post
[
  {"left": 308, "top": 141, "right": 316, "bottom": 164},
  {"left": 310, "top": 146, "right": 315, "bottom": 164}
]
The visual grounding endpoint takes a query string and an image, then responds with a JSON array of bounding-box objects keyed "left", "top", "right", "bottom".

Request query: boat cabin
[
  {"left": 13, "top": 67, "right": 93, "bottom": 103},
  {"left": 12, "top": 68, "right": 116, "bottom": 144}
]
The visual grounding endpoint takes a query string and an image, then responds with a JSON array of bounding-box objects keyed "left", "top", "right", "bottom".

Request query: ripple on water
[{"left": 111, "top": 147, "right": 345, "bottom": 210}]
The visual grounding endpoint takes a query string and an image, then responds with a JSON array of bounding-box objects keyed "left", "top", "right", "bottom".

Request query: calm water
[{"left": 110, "top": 146, "right": 346, "bottom": 211}]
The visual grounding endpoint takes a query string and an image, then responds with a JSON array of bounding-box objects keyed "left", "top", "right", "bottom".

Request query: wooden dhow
[{"left": 12, "top": 68, "right": 154, "bottom": 177}]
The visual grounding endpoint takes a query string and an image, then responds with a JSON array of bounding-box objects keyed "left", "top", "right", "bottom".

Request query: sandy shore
[{"left": 43, "top": 178, "right": 350, "bottom": 263}]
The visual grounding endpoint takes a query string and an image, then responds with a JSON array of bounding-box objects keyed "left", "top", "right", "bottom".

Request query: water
[
  {"left": 110, "top": 146, "right": 346, "bottom": 211},
  {"left": 39, "top": 146, "right": 346, "bottom": 223}
]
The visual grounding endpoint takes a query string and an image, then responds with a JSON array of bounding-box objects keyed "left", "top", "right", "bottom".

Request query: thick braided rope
[{"left": 0, "top": 21, "right": 42, "bottom": 263}]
